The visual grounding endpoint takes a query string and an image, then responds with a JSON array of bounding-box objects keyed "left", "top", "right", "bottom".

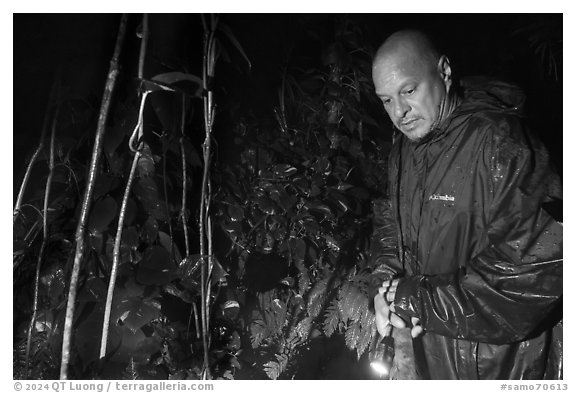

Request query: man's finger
[
  {"left": 390, "top": 312, "right": 406, "bottom": 329},
  {"left": 411, "top": 325, "right": 424, "bottom": 338}
]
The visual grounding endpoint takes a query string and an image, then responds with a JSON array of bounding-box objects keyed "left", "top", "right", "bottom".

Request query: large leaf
[
  {"left": 136, "top": 245, "right": 176, "bottom": 285},
  {"left": 116, "top": 296, "right": 162, "bottom": 333},
  {"left": 151, "top": 72, "right": 203, "bottom": 96},
  {"left": 88, "top": 196, "right": 118, "bottom": 232},
  {"left": 134, "top": 176, "right": 168, "bottom": 222},
  {"left": 137, "top": 143, "right": 155, "bottom": 177}
]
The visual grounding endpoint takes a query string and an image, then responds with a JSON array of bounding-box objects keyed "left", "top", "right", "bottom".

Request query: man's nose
[{"left": 393, "top": 99, "right": 410, "bottom": 119}]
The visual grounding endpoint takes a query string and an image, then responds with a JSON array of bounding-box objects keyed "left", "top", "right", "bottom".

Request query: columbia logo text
[{"left": 429, "top": 194, "right": 455, "bottom": 202}]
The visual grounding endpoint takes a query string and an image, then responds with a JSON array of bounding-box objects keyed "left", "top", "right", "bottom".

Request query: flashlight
[{"left": 369, "top": 324, "right": 395, "bottom": 379}]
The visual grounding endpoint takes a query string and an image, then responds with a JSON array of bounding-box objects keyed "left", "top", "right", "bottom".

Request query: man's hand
[{"left": 374, "top": 279, "right": 424, "bottom": 338}]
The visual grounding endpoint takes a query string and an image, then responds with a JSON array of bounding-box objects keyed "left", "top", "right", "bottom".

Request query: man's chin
[{"left": 400, "top": 126, "right": 431, "bottom": 142}]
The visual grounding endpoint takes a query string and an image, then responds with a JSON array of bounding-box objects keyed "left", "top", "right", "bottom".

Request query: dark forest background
[{"left": 13, "top": 14, "right": 562, "bottom": 380}]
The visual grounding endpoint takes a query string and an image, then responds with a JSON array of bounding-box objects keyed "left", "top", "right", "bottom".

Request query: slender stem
[
  {"left": 99, "top": 14, "right": 149, "bottom": 361},
  {"left": 180, "top": 96, "right": 190, "bottom": 257},
  {"left": 198, "top": 14, "right": 217, "bottom": 380},
  {"left": 99, "top": 149, "right": 141, "bottom": 359},
  {"left": 25, "top": 102, "right": 59, "bottom": 378},
  {"left": 13, "top": 81, "right": 57, "bottom": 224},
  {"left": 60, "top": 14, "right": 128, "bottom": 380}
]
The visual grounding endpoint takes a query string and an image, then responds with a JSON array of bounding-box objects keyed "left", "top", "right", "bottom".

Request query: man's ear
[{"left": 437, "top": 55, "right": 452, "bottom": 87}]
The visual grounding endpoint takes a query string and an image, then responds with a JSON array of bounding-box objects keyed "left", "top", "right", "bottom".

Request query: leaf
[
  {"left": 134, "top": 177, "right": 168, "bottom": 222},
  {"left": 294, "top": 316, "right": 313, "bottom": 340},
  {"left": 116, "top": 297, "right": 162, "bottom": 333},
  {"left": 122, "top": 357, "right": 140, "bottom": 380},
  {"left": 141, "top": 215, "right": 159, "bottom": 244},
  {"left": 151, "top": 72, "right": 203, "bottom": 96},
  {"left": 323, "top": 299, "right": 341, "bottom": 337},
  {"left": 158, "top": 231, "right": 181, "bottom": 264},
  {"left": 289, "top": 238, "right": 306, "bottom": 264},
  {"left": 338, "top": 282, "right": 368, "bottom": 323},
  {"left": 88, "top": 196, "right": 118, "bottom": 232},
  {"left": 255, "top": 195, "right": 277, "bottom": 215},
  {"left": 272, "top": 164, "right": 297, "bottom": 177},
  {"left": 209, "top": 256, "right": 228, "bottom": 285},
  {"left": 344, "top": 321, "right": 361, "bottom": 350},
  {"left": 122, "top": 226, "right": 139, "bottom": 249},
  {"left": 218, "top": 22, "right": 252, "bottom": 71},
  {"left": 177, "top": 254, "right": 202, "bottom": 281},
  {"left": 263, "top": 353, "right": 288, "bottom": 380},
  {"left": 356, "top": 313, "right": 376, "bottom": 360},
  {"left": 137, "top": 143, "right": 155, "bottom": 177},
  {"left": 306, "top": 278, "right": 329, "bottom": 318},
  {"left": 263, "top": 360, "right": 282, "bottom": 380},
  {"left": 227, "top": 204, "right": 244, "bottom": 222},
  {"left": 136, "top": 245, "right": 176, "bottom": 285}
]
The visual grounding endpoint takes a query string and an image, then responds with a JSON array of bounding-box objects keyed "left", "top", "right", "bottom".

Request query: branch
[
  {"left": 25, "top": 101, "right": 59, "bottom": 377},
  {"left": 99, "top": 14, "right": 149, "bottom": 361},
  {"left": 60, "top": 14, "right": 128, "bottom": 380}
]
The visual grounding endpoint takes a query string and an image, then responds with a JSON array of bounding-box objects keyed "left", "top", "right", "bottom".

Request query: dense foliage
[{"left": 13, "top": 15, "right": 394, "bottom": 380}]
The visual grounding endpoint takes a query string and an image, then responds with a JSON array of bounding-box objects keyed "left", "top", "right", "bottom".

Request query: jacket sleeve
[
  {"left": 392, "top": 117, "right": 563, "bottom": 345},
  {"left": 368, "top": 198, "right": 403, "bottom": 311}
]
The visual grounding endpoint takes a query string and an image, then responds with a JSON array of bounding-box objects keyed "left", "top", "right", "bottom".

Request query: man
[{"left": 369, "top": 30, "right": 563, "bottom": 379}]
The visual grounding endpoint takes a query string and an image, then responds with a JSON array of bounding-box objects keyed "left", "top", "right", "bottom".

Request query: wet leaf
[
  {"left": 272, "top": 164, "right": 297, "bottom": 177},
  {"left": 141, "top": 215, "right": 159, "bottom": 244},
  {"left": 209, "top": 256, "right": 228, "bottom": 285},
  {"left": 136, "top": 245, "right": 175, "bottom": 285},
  {"left": 137, "top": 143, "right": 155, "bottom": 177},
  {"left": 151, "top": 72, "right": 203, "bottom": 96},
  {"left": 255, "top": 195, "right": 277, "bottom": 215},
  {"left": 227, "top": 204, "right": 244, "bottom": 222},
  {"left": 116, "top": 296, "right": 162, "bottom": 333}
]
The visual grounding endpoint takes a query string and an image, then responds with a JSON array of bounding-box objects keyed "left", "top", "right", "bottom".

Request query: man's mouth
[{"left": 400, "top": 118, "right": 419, "bottom": 129}]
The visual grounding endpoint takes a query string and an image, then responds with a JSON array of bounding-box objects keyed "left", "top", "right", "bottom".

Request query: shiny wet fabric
[{"left": 369, "top": 78, "right": 563, "bottom": 379}]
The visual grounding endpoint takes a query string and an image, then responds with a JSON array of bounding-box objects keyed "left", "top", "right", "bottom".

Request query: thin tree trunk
[
  {"left": 99, "top": 14, "right": 149, "bottom": 360},
  {"left": 60, "top": 14, "right": 128, "bottom": 380},
  {"left": 13, "top": 81, "right": 57, "bottom": 224},
  {"left": 180, "top": 96, "right": 191, "bottom": 258},
  {"left": 25, "top": 102, "right": 59, "bottom": 378},
  {"left": 198, "top": 13, "right": 218, "bottom": 380}
]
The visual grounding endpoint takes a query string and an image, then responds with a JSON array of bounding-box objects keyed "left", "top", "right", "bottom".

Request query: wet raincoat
[{"left": 369, "top": 77, "right": 563, "bottom": 379}]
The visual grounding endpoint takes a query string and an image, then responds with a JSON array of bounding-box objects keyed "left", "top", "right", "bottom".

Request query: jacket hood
[{"left": 455, "top": 76, "right": 526, "bottom": 117}]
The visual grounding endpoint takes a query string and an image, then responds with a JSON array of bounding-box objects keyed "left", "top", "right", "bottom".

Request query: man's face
[{"left": 372, "top": 52, "right": 448, "bottom": 141}]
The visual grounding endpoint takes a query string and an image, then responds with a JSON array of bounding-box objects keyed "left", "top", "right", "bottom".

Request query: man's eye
[
  {"left": 404, "top": 88, "right": 415, "bottom": 95},
  {"left": 382, "top": 98, "right": 391, "bottom": 105}
]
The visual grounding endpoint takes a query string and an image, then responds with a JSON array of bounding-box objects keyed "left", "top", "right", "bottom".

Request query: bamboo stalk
[
  {"left": 60, "top": 14, "right": 128, "bottom": 380},
  {"left": 99, "top": 14, "right": 149, "bottom": 361},
  {"left": 24, "top": 102, "right": 59, "bottom": 378}
]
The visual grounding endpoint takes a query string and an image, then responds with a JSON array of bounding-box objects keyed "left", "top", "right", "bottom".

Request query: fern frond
[
  {"left": 344, "top": 321, "right": 361, "bottom": 350},
  {"left": 355, "top": 318, "right": 376, "bottom": 360},
  {"left": 322, "top": 299, "right": 341, "bottom": 337},
  {"left": 263, "top": 353, "right": 289, "bottom": 380},
  {"left": 338, "top": 282, "right": 366, "bottom": 323},
  {"left": 122, "top": 357, "right": 139, "bottom": 380},
  {"left": 306, "top": 277, "right": 329, "bottom": 318},
  {"left": 294, "top": 316, "right": 313, "bottom": 340}
]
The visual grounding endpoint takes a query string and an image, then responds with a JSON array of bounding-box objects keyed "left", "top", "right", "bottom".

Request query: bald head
[
  {"left": 374, "top": 30, "right": 441, "bottom": 77},
  {"left": 372, "top": 30, "right": 455, "bottom": 141}
]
